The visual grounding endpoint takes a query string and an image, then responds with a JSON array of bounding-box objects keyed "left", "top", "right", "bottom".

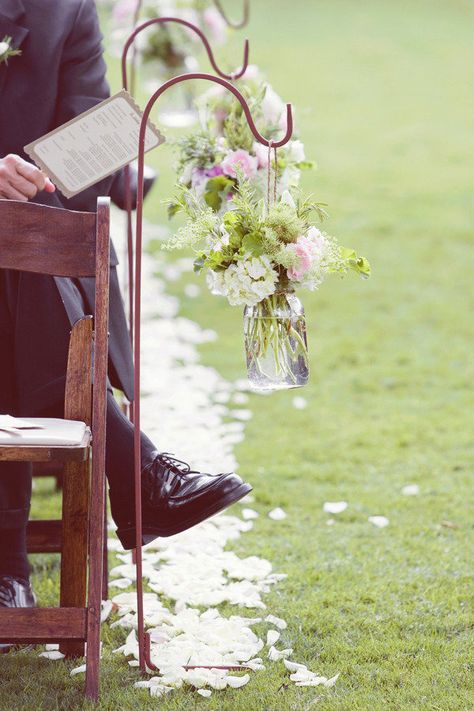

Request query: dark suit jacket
[{"left": 0, "top": 0, "right": 134, "bottom": 400}]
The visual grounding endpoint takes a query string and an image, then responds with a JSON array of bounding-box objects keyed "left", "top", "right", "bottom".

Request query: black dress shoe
[
  {"left": 0, "top": 576, "right": 36, "bottom": 654},
  {"left": 116, "top": 453, "right": 252, "bottom": 549}
]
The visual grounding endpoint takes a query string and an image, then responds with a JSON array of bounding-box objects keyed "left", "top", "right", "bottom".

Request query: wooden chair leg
[
  {"left": 59, "top": 457, "right": 90, "bottom": 658},
  {"left": 102, "top": 492, "right": 109, "bottom": 601}
]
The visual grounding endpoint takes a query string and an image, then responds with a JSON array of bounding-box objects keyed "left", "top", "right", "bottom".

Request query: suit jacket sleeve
[{"left": 53, "top": 0, "right": 121, "bottom": 214}]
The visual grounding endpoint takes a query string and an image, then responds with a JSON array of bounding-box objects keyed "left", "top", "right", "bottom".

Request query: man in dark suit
[{"left": 0, "top": 0, "right": 251, "bottom": 621}]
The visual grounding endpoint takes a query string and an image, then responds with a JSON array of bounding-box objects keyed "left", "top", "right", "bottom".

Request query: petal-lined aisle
[{"left": 102, "top": 209, "right": 338, "bottom": 698}]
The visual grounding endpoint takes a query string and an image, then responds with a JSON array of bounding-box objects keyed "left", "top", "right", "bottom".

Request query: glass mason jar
[{"left": 244, "top": 289, "right": 309, "bottom": 391}]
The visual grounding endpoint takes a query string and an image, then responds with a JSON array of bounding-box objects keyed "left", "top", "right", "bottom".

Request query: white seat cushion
[{"left": 0, "top": 417, "right": 88, "bottom": 447}]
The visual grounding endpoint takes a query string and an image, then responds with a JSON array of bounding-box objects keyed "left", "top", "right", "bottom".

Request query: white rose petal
[
  {"left": 70, "top": 664, "right": 87, "bottom": 676},
  {"left": 266, "top": 629, "right": 280, "bottom": 646},
  {"left": 197, "top": 688, "right": 212, "bottom": 697},
  {"left": 268, "top": 646, "right": 293, "bottom": 661},
  {"left": 284, "top": 659, "right": 307, "bottom": 672},
  {"left": 368, "top": 515, "right": 389, "bottom": 528},
  {"left": 226, "top": 674, "right": 250, "bottom": 688},
  {"left": 100, "top": 599, "right": 113, "bottom": 623},
  {"left": 323, "top": 501, "right": 348, "bottom": 514},
  {"left": 295, "top": 677, "right": 328, "bottom": 686},
  {"left": 109, "top": 577, "right": 133, "bottom": 589},
  {"left": 39, "top": 650, "right": 65, "bottom": 660},
  {"left": 268, "top": 507, "right": 287, "bottom": 521},
  {"left": 241, "top": 508, "right": 259, "bottom": 520},
  {"left": 266, "top": 615, "right": 287, "bottom": 630},
  {"left": 402, "top": 484, "right": 420, "bottom": 496}
]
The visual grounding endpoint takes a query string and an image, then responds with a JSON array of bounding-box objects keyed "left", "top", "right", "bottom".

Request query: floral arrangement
[
  {"left": 0, "top": 36, "right": 22, "bottom": 66},
  {"left": 111, "top": 0, "right": 227, "bottom": 72},
  {"left": 170, "top": 69, "right": 314, "bottom": 214},
  {"left": 165, "top": 177, "right": 370, "bottom": 389},
  {"left": 167, "top": 179, "right": 370, "bottom": 303}
]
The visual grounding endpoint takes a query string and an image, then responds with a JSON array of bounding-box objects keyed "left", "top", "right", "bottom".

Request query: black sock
[{"left": 0, "top": 527, "right": 30, "bottom": 582}]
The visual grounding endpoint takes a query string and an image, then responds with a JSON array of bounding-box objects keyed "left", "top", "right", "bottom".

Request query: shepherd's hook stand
[{"left": 131, "top": 72, "right": 293, "bottom": 675}]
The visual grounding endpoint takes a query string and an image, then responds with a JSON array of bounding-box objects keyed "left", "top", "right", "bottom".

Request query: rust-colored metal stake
[
  {"left": 121, "top": 17, "right": 250, "bottom": 352},
  {"left": 133, "top": 73, "right": 293, "bottom": 674}
]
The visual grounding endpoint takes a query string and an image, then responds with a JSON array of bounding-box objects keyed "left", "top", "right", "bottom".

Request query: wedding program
[{"left": 24, "top": 90, "right": 165, "bottom": 198}]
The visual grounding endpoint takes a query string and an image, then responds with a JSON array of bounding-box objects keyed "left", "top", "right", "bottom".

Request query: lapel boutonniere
[{"left": 0, "top": 36, "right": 22, "bottom": 66}]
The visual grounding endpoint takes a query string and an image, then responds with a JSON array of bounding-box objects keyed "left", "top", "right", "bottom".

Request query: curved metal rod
[
  {"left": 132, "top": 72, "right": 293, "bottom": 672},
  {"left": 121, "top": 17, "right": 250, "bottom": 90},
  {"left": 122, "top": 20, "right": 249, "bottom": 352},
  {"left": 212, "top": 0, "right": 250, "bottom": 29}
]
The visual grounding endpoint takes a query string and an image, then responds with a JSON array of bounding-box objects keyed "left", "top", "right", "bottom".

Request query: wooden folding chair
[{"left": 0, "top": 197, "right": 110, "bottom": 701}]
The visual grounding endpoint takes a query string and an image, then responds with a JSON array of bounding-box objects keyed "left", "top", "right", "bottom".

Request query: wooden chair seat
[{"left": 0, "top": 418, "right": 90, "bottom": 461}]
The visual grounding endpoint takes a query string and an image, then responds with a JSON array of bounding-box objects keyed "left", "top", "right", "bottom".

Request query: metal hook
[
  {"left": 132, "top": 72, "right": 293, "bottom": 674},
  {"left": 121, "top": 16, "right": 249, "bottom": 348},
  {"left": 212, "top": 0, "right": 250, "bottom": 29},
  {"left": 121, "top": 17, "right": 249, "bottom": 90}
]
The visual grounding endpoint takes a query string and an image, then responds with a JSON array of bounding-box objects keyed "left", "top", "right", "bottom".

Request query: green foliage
[
  {"left": 296, "top": 193, "right": 329, "bottom": 224},
  {"left": 223, "top": 105, "right": 254, "bottom": 152},
  {"left": 174, "top": 131, "right": 219, "bottom": 174},
  {"left": 264, "top": 203, "right": 306, "bottom": 243},
  {"left": 203, "top": 175, "right": 235, "bottom": 211}
]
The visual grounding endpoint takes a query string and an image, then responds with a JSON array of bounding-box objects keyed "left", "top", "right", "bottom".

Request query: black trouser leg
[{"left": 0, "top": 268, "right": 158, "bottom": 543}]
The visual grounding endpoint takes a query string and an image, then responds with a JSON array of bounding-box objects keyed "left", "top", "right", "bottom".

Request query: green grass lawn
[{"left": 2, "top": 1, "right": 474, "bottom": 709}]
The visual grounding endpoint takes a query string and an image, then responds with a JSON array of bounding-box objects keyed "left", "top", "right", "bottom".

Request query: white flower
[
  {"left": 222, "top": 256, "right": 277, "bottom": 307},
  {"left": 206, "top": 269, "right": 225, "bottom": 296},
  {"left": 279, "top": 166, "right": 301, "bottom": 194},
  {"left": 286, "top": 139, "right": 306, "bottom": 163},
  {"left": 261, "top": 85, "right": 286, "bottom": 127},
  {"left": 0, "top": 41, "right": 10, "bottom": 58},
  {"left": 280, "top": 189, "right": 296, "bottom": 209}
]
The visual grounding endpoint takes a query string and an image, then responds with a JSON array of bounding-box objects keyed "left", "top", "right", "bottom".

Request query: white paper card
[{"left": 24, "top": 90, "right": 165, "bottom": 199}]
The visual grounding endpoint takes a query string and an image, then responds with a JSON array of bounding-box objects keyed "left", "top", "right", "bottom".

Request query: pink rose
[
  {"left": 287, "top": 236, "right": 314, "bottom": 281},
  {"left": 221, "top": 149, "right": 258, "bottom": 179}
]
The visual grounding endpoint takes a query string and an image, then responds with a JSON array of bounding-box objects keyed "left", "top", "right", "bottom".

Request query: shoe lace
[
  {"left": 146, "top": 452, "right": 196, "bottom": 502},
  {"left": 158, "top": 453, "right": 192, "bottom": 475},
  {"left": 0, "top": 577, "right": 16, "bottom": 607}
]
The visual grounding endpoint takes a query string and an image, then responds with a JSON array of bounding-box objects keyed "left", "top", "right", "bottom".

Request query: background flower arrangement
[
  {"left": 111, "top": 0, "right": 227, "bottom": 72},
  {"left": 169, "top": 68, "right": 314, "bottom": 215}
]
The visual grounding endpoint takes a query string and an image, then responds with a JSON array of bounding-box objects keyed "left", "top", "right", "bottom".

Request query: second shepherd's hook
[{"left": 121, "top": 17, "right": 250, "bottom": 90}]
